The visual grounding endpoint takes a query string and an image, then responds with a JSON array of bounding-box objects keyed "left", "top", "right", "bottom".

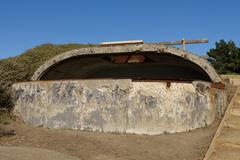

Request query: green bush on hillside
[{"left": 0, "top": 43, "right": 93, "bottom": 110}]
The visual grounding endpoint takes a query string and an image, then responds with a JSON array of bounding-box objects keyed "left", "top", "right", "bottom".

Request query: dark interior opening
[{"left": 39, "top": 52, "right": 212, "bottom": 82}]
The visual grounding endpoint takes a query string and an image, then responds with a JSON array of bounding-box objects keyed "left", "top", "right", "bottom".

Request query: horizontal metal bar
[
  {"left": 100, "top": 40, "right": 144, "bottom": 46},
  {"left": 155, "top": 39, "right": 209, "bottom": 45}
]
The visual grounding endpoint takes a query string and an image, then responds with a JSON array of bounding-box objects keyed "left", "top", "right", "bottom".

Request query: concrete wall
[{"left": 12, "top": 80, "right": 226, "bottom": 135}]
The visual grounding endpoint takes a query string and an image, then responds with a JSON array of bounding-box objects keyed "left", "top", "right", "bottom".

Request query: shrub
[{"left": 0, "top": 43, "right": 93, "bottom": 110}]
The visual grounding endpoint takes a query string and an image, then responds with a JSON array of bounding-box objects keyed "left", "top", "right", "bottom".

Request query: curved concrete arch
[{"left": 31, "top": 43, "right": 222, "bottom": 82}]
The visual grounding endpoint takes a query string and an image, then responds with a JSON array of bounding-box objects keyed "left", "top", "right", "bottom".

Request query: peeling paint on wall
[{"left": 12, "top": 80, "right": 226, "bottom": 135}]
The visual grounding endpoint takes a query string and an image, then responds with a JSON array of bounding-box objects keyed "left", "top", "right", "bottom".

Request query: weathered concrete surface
[
  {"left": 203, "top": 87, "right": 240, "bottom": 160},
  {"left": 31, "top": 44, "right": 222, "bottom": 83},
  {"left": 221, "top": 74, "right": 240, "bottom": 86},
  {"left": 12, "top": 80, "right": 226, "bottom": 135},
  {"left": 0, "top": 146, "right": 80, "bottom": 160}
]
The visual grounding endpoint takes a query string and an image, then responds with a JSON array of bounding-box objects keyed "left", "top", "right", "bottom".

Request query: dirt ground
[{"left": 0, "top": 120, "right": 219, "bottom": 160}]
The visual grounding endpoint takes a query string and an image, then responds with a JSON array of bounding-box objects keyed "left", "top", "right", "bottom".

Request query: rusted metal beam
[
  {"left": 127, "top": 55, "right": 145, "bottom": 63},
  {"left": 211, "top": 82, "right": 225, "bottom": 89},
  {"left": 166, "top": 82, "right": 171, "bottom": 88},
  {"left": 113, "top": 55, "right": 129, "bottom": 63},
  {"left": 113, "top": 55, "right": 146, "bottom": 64}
]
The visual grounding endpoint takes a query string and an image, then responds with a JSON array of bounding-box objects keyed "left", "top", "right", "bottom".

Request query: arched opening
[{"left": 39, "top": 52, "right": 212, "bottom": 82}]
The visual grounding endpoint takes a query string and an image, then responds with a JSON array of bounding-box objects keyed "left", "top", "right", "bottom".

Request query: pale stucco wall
[{"left": 12, "top": 80, "right": 226, "bottom": 135}]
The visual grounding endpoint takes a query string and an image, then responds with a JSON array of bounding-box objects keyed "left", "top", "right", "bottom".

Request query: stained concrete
[{"left": 12, "top": 80, "right": 226, "bottom": 135}]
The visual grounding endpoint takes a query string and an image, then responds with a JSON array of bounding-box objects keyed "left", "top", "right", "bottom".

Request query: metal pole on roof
[{"left": 182, "top": 38, "right": 186, "bottom": 50}]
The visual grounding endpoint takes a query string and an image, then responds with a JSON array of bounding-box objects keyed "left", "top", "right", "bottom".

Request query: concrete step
[
  {"left": 230, "top": 107, "right": 240, "bottom": 116},
  {"left": 208, "top": 148, "right": 240, "bottom": 160},
  {"left": 215, "top": 127, "right": 240, "bottom": 150},
  {"left": 218, "top": 143, "right": 240, "bottom": 150},
  {"left": 233, "top": 98, "right": 240, "bottom": 106},
  {"left": 236, "top": 92, "right": 240, "bottom": 97},
  {"left": 203, "top": 88, "right": 240, "bottom": 160},
  {"left": 224, "top": 115, "right": 240, "bottom": 129},
  {"left": 230, "top": 100, "right": 240, "bottom": 116}
]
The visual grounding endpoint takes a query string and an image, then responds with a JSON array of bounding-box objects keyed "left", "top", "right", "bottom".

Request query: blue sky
[{"left": 0, "top": 0, "right": 239, "bottom": 58}]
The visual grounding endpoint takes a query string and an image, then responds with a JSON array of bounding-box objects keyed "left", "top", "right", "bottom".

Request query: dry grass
[{"left": 0, "top": 44, "right": 93, "bottom": 110}]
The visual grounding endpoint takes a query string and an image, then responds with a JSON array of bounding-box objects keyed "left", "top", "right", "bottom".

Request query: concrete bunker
[{"left": 13, "top": 43, "right": 226, "bottom": 135}]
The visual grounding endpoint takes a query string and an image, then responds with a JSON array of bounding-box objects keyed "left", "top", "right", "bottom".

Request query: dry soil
[{"left": 0, "top": 120, "right": 219, "bottom": 160}]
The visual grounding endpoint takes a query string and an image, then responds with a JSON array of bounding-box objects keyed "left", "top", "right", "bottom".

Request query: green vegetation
[
  {"left": 207, "top": 40, "right": 240, "bottom": 74},
  {"left": 0, "top": 43, "right": 93, "bottom": 110}
]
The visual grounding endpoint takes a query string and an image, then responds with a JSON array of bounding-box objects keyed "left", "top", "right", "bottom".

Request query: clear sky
[{"left": 0, "top": 0, "right": 239, "bottom": 59}]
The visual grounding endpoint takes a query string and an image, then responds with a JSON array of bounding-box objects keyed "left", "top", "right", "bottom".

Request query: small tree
[{"left": 207, "top": 40, "right": 240, "bottom": 74}]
